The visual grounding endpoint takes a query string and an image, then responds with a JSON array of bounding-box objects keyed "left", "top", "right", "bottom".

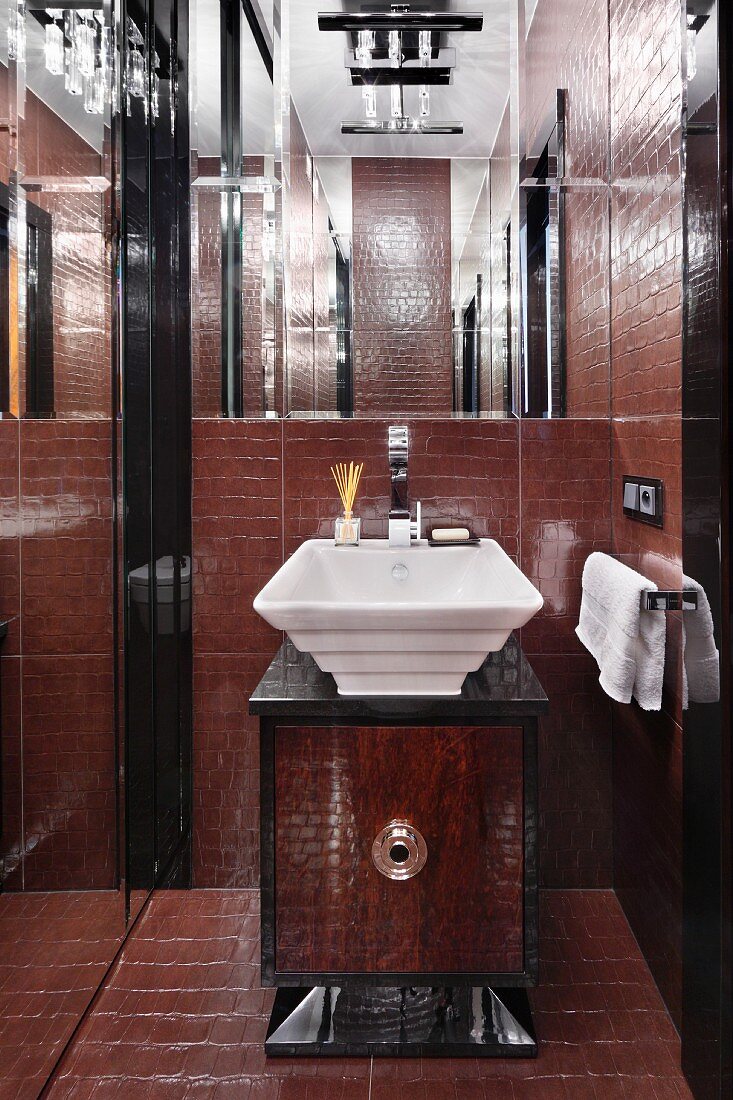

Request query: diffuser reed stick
[
  {"left": 331, "top": 461, "right": 363, "bottom": 519},
  {"left": 331, "top": 461, "right": 363, "bottom": 545}
]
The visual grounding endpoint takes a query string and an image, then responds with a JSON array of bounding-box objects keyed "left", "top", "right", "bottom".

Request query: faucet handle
[{"left": 411, "top": 500, "right": 422, "bottom": 542}]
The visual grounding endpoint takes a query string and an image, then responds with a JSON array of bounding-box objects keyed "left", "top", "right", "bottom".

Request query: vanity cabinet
[{"left": 251, "top": 635, "right": 548, "bottom": 1057}]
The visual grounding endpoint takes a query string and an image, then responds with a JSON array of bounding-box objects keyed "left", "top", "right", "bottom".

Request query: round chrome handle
[{"left": 372, "top": 820, "right": 427, "bottom": 880}]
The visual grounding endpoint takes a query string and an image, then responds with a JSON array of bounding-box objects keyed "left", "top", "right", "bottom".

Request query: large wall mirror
[{"left": 190, "top": 0, "right": 613, "bottom": 419}]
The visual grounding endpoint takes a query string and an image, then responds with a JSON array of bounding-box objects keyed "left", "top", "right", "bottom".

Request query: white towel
[
  {"left": 576, "top": 552, "right": 666, "bottom": 711},
  {"left": 682, "top": 575, "right": 720, "bottom": 709}
]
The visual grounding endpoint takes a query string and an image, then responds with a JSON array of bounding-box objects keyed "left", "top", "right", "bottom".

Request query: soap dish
[{"left": 427, "top": 525, "right": 481, "bottom": 547}]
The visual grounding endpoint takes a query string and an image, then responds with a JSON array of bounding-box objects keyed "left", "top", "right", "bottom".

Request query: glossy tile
[
  {"left": 192, "top": 419, "right": 283, "bottom": 656},
  {"left": 19, "top": 421, "right": 113, "bottom": 658},
  {"left": 0, "top": 891, "right": 123, "bottom": 1100},
  {"left": 0, "top": 655, "right": 22, "bottom": 888},
  {"left": 21, "top": 654, "right": 116, "bottom": 891},
  {"left": 520, "top": 419, "right": 612, "bottom": 655},
  {"left": 613, "top": 702, "right": 683, "bottom": 1030},
  {"left": 46, "top": 889, "right": 691, "bottom": 1098},
  {"left": 282, "top": 417, "right": 520, "bottom": 559},
  {"left": 193, "top": 652, "right": 275, "bottom": 889},
  {"left": 531, "top": 654, "right": 613, "bottom": 889},
  {"left": 0, "top": 418, "right": 20, "bottom": 655}
]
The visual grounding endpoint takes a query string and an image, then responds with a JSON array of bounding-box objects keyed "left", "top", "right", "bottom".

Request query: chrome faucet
[{"left": 388, "top": 425, "right": 421, "bottom": 547}]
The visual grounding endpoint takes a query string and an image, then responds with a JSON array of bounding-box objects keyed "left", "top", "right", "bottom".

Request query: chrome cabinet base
[{"left": 264, "top": 986, "right": 537, "bottom": 1058}]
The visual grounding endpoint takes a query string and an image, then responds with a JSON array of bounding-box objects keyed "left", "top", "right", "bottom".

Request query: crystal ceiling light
[
  {"left": 390, "top": 84, "right": 403, "bottom": 119},
  {"left": 65, "top": 43, "right": 82, "bottom": 95},
  {"left": 388, "top": 29, "right": 400, "bottom": 66},
  {"left": 419, "top": 85, "right": 429, "bottom": 117},
  {"left": 419, "top": 29, "right": 430, "bottom": 65},
  {"left": 84, "top": 66, "right": 105, "bottom": 114},
  {"left": 77, "top": 16, "right": 96, "bottom": 78},
  {"left": 44, "top": 10, "right": 64, "bottom": 75},
  {"left": 356, "top": 29, "right": 375, "bottom": 65},
  {"left": 8, "top": 0, "right": 26, "bottom": 64},
  {"left": 363, "top": 86, "right": 377, "bottom": 119}
]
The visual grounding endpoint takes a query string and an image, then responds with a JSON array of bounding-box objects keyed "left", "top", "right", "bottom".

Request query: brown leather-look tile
[
  {"left": 193, "top": 653, "right": 275, "bottom": 889},
  {"left": 46, "top": 889, "right": 691, "bottom": 1098},
  {"left": 192, "top": 419, "right": 283, "bottom": 656},
  {"left": 48, "top": 890, "right": 370, "bottom": 1099},
  {"left": 283, "top": 417, "right": 520, "bottom": 559},
  {"left": 531, "top": 654, "right": 613, "bottom": 889},
  {"left": 0, "top": 891, "right": 123, "bottom": 1100},
  {"left": 520, "top": 419, "right": 612, "bottom": 655},
  {"left": 351, "top": 158, "right": 453, "bottom": 417},
  {"left": 0, "top": 655, "right": 22, "bottom": 888},
  {"left": 609, "top": 0, "right": 682, "bottom": 419},
  {"left": 0, "top": 417, "right": 20, "bottom": 655},
  {"left": 21, "top": 655, "right": 116, "bottom": 891},
  {"left": 613, "top": 701, "right": 683, "bottom": 1031},
  {"left": 19, "top": 421, "right": 113, "bottom": 658}
]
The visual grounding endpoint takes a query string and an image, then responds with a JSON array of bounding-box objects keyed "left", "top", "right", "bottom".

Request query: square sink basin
[{"left": 253, "top": 538, "right": 543, "bottom": 696}]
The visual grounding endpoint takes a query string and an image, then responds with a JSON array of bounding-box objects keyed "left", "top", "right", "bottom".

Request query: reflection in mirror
[
  {"left": 0, "top": 0, "right": 113, "bottom": 420},
  {"left": 190, "top": 0, "right": 615, "bottom": 420},
  {"left": 190, "top": 0, "right": 276, "bottom": 417},
  {"left": 281, "top": 0, "right": 512, "bottom": 417}
]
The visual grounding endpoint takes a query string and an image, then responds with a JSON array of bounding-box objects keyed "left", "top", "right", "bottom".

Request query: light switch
[
  {"left": 623, "top": 481, "right": 639, "bottom": 510},
  {"left": 639, "top": 484, "right": 656, "bottom": 515}
]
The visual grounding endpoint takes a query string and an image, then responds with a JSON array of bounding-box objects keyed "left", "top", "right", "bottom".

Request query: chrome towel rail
[{"left": 643, "top": 590, "right": 698, "bottom": 612}]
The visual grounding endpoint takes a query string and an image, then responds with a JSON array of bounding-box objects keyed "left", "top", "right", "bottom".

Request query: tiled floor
[
  {"left": 44, "top": 889, "right": 693, "bottom": 1099},
  {"left": 0, "top": 891, "right": 125, "bottom": 1100}
]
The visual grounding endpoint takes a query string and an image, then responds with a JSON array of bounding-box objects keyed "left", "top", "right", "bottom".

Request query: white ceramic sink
[{"left": 253, "top": 539, "right": 544, "bottom": 696}]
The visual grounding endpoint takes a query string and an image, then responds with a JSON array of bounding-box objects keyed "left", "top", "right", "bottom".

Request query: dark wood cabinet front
[{"left": 273, "top": 724, "right": 525, "bottom": 977}]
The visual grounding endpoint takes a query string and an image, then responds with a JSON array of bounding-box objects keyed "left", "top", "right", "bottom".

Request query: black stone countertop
[
  {"left": 250, "top": 633, "right": 548, "bottom": 719},
  {"left": 0, "top": 620, "right": 10, "bottom": 643}
]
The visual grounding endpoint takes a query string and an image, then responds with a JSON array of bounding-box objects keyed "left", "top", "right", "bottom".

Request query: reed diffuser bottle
[{"left": 331, "top": 461, "right": 363, "bottom": 546}]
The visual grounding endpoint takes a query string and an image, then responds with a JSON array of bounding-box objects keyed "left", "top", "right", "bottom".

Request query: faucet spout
[
  {"left": 388, "top": 425, "right": 409, "bottom": 512},
  {"left": 388, "top": 426, "right": 420, "bottom": 547}
]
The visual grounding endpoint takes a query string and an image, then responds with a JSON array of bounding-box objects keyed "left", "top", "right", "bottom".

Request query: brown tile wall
[
  {"left": 608, "top": 0, "right": 684, "bottom": 1029},
  {"left": 523, "top": 0, "right": 684, "bottom": 1027},
  {"left": 191, "top": 416, "right": 616, "bottom": 893},
  {"left": 520, "top": 420, "right": 614, "bottom": 888},
  {"left": 0, "top": 423, "right": 115, "bottom": 891},
  {"left": 351, "top": 158, "right": 453, "bottom": 416}
]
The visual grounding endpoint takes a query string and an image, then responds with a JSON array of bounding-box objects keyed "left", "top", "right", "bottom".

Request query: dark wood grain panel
[{"left": 274, "top": 725, "right": 524, "bottom": 975}]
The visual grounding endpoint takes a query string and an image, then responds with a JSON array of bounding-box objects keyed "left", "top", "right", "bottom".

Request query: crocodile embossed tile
[{"left": 44, "top": 889, "right": 692, "bottom": 1099}]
